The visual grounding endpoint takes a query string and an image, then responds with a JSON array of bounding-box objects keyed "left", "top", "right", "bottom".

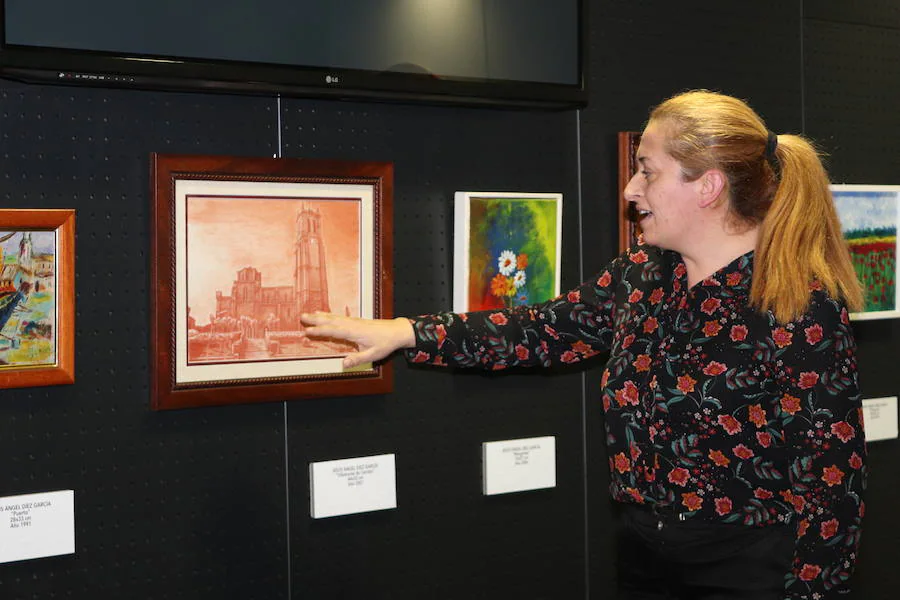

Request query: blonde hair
[{"left": 648, "top": 90, "right": 863, "bottom": 322}]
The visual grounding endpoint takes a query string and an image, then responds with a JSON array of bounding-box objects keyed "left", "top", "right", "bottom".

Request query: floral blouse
[{"left": 406, "top": 245, "right": 866, "bottom": 599}]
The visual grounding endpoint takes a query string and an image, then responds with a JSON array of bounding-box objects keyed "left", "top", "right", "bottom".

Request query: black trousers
[{"left": 615, "top": 504, "right": 795, "bottom": 600}]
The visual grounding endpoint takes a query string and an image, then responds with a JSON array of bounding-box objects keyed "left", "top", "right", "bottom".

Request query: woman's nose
[{"left": 624, "top": 172, "right": 642, "bottom": 201}]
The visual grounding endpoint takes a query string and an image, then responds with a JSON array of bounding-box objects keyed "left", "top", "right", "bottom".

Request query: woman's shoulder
[
  {"left": 805, "top": 283, "right": 853, "bottom": 327},
  {"left": 760, "top": 283, "right": 852, "bottom": 334}
]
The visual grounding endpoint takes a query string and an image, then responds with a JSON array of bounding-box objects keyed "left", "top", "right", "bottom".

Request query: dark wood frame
[
  {"left": 0, "top": 209, "right": 75, "bottom": 389},
  {"left": 617, "top": 131, "right": 642, "bottom": 253},
  {"left": 150, "top": 154, "right": 393, "bottom": 410}
]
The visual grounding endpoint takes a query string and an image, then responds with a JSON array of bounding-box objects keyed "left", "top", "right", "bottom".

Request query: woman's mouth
[{"left": 628, "top": 202, "right": 652, "bottom": 222}]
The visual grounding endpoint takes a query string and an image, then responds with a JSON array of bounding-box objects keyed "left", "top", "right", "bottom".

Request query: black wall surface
[
  {"left": 0, "top": 2, "right": 897, "bottom": 599},
  {"left": 804, "top": 2, "right": 900, "bottom": 598}
]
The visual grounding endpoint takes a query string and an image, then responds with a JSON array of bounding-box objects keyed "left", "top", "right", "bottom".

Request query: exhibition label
[
  {"left": 0, "top": 490, "right": 75, "bottom": 564},
  {"left": 482, "top": 436, "right": 556, "bottom": 495},
  {"left": 862, "top": 397, "right": 898, "bottom": 442},
  {"left": 309, "top": 453, "right": 397, "bottom": 518}
]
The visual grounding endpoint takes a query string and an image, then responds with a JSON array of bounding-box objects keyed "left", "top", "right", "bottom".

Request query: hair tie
[
  {"left": 765, "top": 131, "right": 781, "bottom": 179},
  {"left": 765, "top": 131, "right": 778, "bottom": 159}
]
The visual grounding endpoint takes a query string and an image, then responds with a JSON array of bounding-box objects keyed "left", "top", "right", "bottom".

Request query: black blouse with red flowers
[{"left": 405, "top": 245, "right": 866, "bottom": 599}]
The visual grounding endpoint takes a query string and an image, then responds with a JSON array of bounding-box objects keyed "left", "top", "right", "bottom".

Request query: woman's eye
[{"left": 640, "top": 170, "right": 651, "bottom": 178}]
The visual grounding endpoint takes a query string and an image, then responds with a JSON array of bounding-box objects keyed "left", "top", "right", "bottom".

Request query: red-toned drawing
[
  {"left": 185, "top": 197, "right": 360, "bottom": 364},
  {"left": 151, "top": 155, "right": 393, "bottom": 410}
]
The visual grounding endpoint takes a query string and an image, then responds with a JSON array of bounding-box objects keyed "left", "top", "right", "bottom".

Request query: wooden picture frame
[
  {"left": 0, "top": 209, "right": 75, "bottom": 389},
  {"left": 150, "top": 154, "right": 393, "bottom": 410},
  {"left": 453, "top": 191, "right": 563, "bottom": 312},
  {"left": 617, "top": 131, "right": 642, "bottom": 253}
]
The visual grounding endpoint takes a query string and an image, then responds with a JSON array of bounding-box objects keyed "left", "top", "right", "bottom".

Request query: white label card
[
  {"left": 483, "top": 436, "right": 556, "bottom": 495},
  {"left": 0, "top": 490, "right": 75, "bottom": 564},
  {"left": 309, "top": 453, "right": 397, "bottom": 519},
  {"left": 862, "top": 396, "right": 898, "bottom": 442}
]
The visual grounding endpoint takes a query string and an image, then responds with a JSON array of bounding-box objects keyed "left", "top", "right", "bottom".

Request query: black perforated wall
[
  {"left": 279, "top": 100, "right": 584, "bottom": 599},
  {"left": 805, "top": 3, "right": 900, "bottom": 597},
  {"left": 0, "top": 84, "right": 287, "bottom": 599},
  {"left": 0, "top": 81, "right": 584, "bottom": 598}
]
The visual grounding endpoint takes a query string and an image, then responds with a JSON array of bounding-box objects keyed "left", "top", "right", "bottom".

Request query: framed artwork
[
  {"left": 150, "top": 154, "right": 393, "bottom": 410},
  {"left": 0, "top": 209, "right": 75, "bottom": 389},
  {"left": 831, "top": 184, "right": 900, "bottom": 320},
  {"left": 453, "top": 191, "right": 562, "bottom": 312},
  {"left": 618, "top": 131, "right": 642, "bottom": 253}
]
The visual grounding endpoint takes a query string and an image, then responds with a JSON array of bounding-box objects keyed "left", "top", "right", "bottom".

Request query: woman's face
[{"left": 624, "top": 122, "right": 706, "bottom": 253}]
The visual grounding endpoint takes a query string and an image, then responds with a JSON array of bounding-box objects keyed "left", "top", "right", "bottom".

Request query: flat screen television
[{"left": 0, "top": 0, "right": 586, "bottom": 109}]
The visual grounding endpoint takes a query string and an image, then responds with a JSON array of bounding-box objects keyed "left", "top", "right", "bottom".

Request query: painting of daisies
[
  {"left": 831, "top": 184, "right": 900, "bottom": 320},
  {"left": 453, "top": 192, "right": 562, "bottom": 312}
]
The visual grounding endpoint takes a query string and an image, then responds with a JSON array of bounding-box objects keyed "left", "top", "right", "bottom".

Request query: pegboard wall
[
  {"left": 277, "top": 100, "right": 585, "bottom": 600},
  {"left": 0, "top": 74, "right": 584, "bottom": 600},
  {"left": 804, "top": 2, "right": 900, "bottom": 597},
  {"left": 0, "top": 2, "right": 898, "bottom": 599}
]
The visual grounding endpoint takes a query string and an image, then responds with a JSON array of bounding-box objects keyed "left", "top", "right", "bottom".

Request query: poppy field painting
[
  {"left": 453, "top": 192, "right": 562, "bottom": 312},
  {"left": 831, "top": 184, "right": 900, "bottom": 320}
]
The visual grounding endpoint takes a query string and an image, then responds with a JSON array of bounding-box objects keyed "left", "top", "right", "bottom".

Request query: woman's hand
[{"left": 299, "top": 312, "right": 416, "bottom": 369}]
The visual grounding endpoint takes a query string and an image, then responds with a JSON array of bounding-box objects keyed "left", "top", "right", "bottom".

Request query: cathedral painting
[{"left": 185, "top": 197, "right": 361, "bottom": 364}]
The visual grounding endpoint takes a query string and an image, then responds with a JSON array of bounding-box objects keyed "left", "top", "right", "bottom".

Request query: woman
[{"left": 301, "top": 90, "right": 866, "bottom": 599}]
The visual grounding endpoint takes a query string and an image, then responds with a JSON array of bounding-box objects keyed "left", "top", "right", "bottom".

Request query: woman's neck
[{"left": 681, "top": 226, "right": 759, "bottom": 288}]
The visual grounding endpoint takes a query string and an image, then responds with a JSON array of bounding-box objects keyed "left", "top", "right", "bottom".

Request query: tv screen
[{"left": 0, "top": 0, "right": 586, "bottom": 109}]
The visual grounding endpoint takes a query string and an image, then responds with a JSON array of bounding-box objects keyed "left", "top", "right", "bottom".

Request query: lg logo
[{"left": 325, "top": 75, "right": 340, "bottom": 84}]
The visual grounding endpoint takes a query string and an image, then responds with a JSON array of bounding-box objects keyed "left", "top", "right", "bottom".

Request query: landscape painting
[
  {"left": 186, "top": 196, "right": 361, "bottom": 365},
  {"left": 0, "top": 230, "right": 59, "bottom": 369},
  {"left": 832, "top": 184, "right": 900, "bottom": 320},
  {"left": 454, "top": 192, "right": 562, "bottom": 312}
]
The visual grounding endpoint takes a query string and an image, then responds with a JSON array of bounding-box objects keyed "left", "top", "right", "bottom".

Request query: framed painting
[
  {"left": 0, "top": 209, "right": 75, "bottom": 389},
  {"left": 453, "top": 191, "right": 562, "bottom": 312},
  {"left": 831, "top": 184, "right": 900, "bottom": 320},
  {"left": 150, "top": 154, "right": 393, "bottom": 410},
  {"left": 618, "top": 131, "right": 642, "bottom": 253}
]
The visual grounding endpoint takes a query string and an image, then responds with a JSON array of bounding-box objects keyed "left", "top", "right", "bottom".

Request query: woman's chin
[{"left": 637, "top": 227, "right": 654, "bottom": 246}]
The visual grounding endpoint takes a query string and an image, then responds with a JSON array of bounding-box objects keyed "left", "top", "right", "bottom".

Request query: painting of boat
[{"left": 0, "top": 230, "right": 57, "bottom": 368}]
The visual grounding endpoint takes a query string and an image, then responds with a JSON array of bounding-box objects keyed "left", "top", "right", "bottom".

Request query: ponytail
[{"left": 751, "top": 135, "right": 864, "bottom": 322}]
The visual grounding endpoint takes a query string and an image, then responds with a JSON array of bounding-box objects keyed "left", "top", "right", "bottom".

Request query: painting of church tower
[
  {"left": 187, "top": 195, "right": 361, "bottom": 363},
  {"left": 294, "top": 204, "right": 330, "bottom": 315}
]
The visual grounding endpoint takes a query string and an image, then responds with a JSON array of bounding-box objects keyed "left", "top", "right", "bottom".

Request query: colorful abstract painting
[
  {"left": 832, "top": 184, "right": 900, "bottom": 320},
  {"left": 454, "top": 192, "right": 562, "bottom": 312},
  {"left": 0, "top": 230, "right": 58, "bottom": 367}
]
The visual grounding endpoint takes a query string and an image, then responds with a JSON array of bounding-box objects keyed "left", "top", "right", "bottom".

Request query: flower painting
[
  {"left": 454, "top": 192, "right": 562, "bottom": 312},
  {"left": 831, "top": 184, "right": 900, "bottom": 320}
]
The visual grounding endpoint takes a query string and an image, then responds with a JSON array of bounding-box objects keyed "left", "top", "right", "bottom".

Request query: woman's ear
[{"left": 697, "top": 169, "right": 727, "bottom": 208}]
